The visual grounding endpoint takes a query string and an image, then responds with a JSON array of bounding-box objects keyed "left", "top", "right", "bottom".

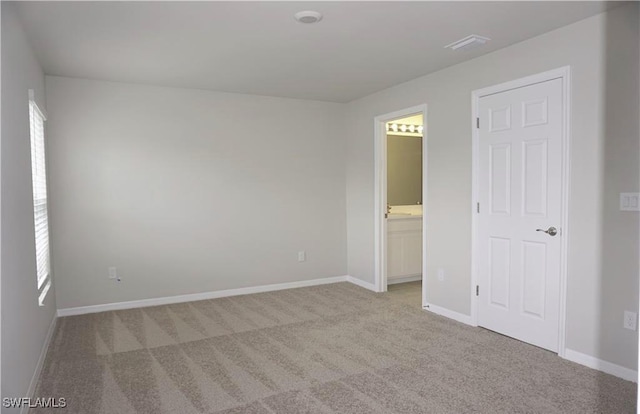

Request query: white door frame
[
  {"left": 470, "top": 66, "right": 571, "bottom": 357},
  {"left": 374, "top": 104, "right": 428, "bottom": 298}
]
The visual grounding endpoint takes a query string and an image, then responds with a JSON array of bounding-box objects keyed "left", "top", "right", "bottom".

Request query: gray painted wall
[
  {"left": 45, "top": 76, "right": 347, "bottom": 310},
  {"left": 1, "top": 3, "right": 57, "bottom": 409},
  {"left": 345, "top": 4, "right": 639, "bottom": 370}
]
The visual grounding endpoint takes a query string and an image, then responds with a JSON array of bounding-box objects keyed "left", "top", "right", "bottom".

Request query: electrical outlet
[
  {"left": 437, "top": 268, "right": 445, "bottom": 282},
  {"left": 108, "top": 266, "right": 117, "bottom": 279},
  {"left": 624, "top": 311, "right": 637, "bottom": 331},
  {"left": 298, "top": 251, "right": 306, "bottom": 262}
]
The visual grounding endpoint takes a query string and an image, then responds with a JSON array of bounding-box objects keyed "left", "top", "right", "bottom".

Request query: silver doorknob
[{"left": 536, "top": 227, "right": 558, "bottom": 236}]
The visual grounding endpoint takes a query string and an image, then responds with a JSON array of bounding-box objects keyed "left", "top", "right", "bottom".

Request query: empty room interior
[{"left": 2, "top": 1, "right": 640, "bottom": 413}]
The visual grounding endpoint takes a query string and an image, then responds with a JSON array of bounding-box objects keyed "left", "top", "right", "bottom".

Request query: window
[{"left": 28, "top": 90, "right": 51, "bottom": 306}]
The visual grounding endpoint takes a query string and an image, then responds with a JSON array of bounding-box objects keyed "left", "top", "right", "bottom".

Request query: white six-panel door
[{"left": 477, "top": 78, "right": 562, "bottom": 352}]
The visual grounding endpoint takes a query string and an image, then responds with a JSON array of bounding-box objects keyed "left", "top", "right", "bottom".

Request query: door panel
[
  {"left": 478, "top": 78, "right": 562, "bottom": 352},
  {"left": 489, "top": 237, "right": 511, "bottom": 309},
  {"left": 522, "top": 140, "right": 548, "bottom": 216},
  {"left": 490, "top": 106, "right": 511, "bottom": 131},
  {"left": 521, "top": 241, "right": 546, "bottom": 319},
  {"left": 490, "top": 144, "right": 511, "bottom": 215}
]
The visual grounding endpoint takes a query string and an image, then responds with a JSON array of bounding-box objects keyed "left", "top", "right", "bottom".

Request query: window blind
[{"left": 29, "top": 94, "right": 51, "bottom": 306}]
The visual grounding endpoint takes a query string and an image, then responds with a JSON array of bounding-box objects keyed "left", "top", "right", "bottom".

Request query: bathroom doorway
[{"left": 373, "top": 105, "right": 427, "bottom": 309}]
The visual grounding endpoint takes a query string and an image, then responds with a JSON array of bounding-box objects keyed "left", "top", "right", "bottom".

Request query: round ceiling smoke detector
[{"left": 294, "top": 11, "right": 323, "bottom": 24}]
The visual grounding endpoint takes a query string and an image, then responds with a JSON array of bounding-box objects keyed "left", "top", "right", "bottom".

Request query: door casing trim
[{"left": 470, "top": 66, "right": 571, "bottom": 358}]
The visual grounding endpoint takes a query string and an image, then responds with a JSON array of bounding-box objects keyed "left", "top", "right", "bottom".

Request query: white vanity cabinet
[{"left": 387, "top": 217, "right": 422, "bottom": 280}]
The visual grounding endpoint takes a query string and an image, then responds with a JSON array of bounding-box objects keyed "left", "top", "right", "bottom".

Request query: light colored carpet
[{"left": 34, "top": 281, "right": 636, "bottom": 413}]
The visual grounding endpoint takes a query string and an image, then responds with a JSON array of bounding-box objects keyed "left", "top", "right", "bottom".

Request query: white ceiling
[{"left": 15, "top": 1, "right": 620, "bottom": 103}]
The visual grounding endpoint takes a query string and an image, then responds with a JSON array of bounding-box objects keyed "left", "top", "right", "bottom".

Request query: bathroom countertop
[{"left": 387, "top": 214, "right": 422, "bottom": 220}]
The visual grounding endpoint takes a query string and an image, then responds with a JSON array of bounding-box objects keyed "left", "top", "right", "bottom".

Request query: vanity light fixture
[{"left": 386, "top": 123, "right": 424, "bottom": 136}]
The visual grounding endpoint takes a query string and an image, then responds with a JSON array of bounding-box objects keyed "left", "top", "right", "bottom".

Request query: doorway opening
[{"left": 374, "top": 105, "right": 427, "bottom": 309}]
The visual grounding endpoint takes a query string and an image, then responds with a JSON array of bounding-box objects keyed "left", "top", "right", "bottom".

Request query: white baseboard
[
  {"left": 423, "top": 303, "right": 474, "bottom": 326},
  {"left": 563, "top": 348, "right": 638, "bottom": 383},
  {"left": 57, "top": 276, "right": 350, "bottom": 317},
  {"left": 346, "top": 276, "right": 377, "bottom": 292},
  {"left": 387, "top": 275, "right": 422, "bottom": 285},
  {"left": 23, "top": 314, "right": 57, "bottom": 414}
]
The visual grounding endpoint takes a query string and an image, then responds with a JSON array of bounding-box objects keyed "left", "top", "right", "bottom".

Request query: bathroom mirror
[{"left": 387, "top": 134, "right": 422, "bottom": 206}]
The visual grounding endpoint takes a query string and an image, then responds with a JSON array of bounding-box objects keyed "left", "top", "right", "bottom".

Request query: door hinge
[
  {"left": 476, "top": 285, "right": 479, "bottom": 296},
  {"left": 477, "top": 202, "right": 480, "bottom": 213},
  {"left": 476, "top": 117, "right": 480, "bottom": 129}
]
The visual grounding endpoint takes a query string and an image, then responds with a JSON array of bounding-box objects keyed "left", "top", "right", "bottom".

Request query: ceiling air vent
[{"left": 444, "top": 35, "right": 491, "bottom": 51}]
